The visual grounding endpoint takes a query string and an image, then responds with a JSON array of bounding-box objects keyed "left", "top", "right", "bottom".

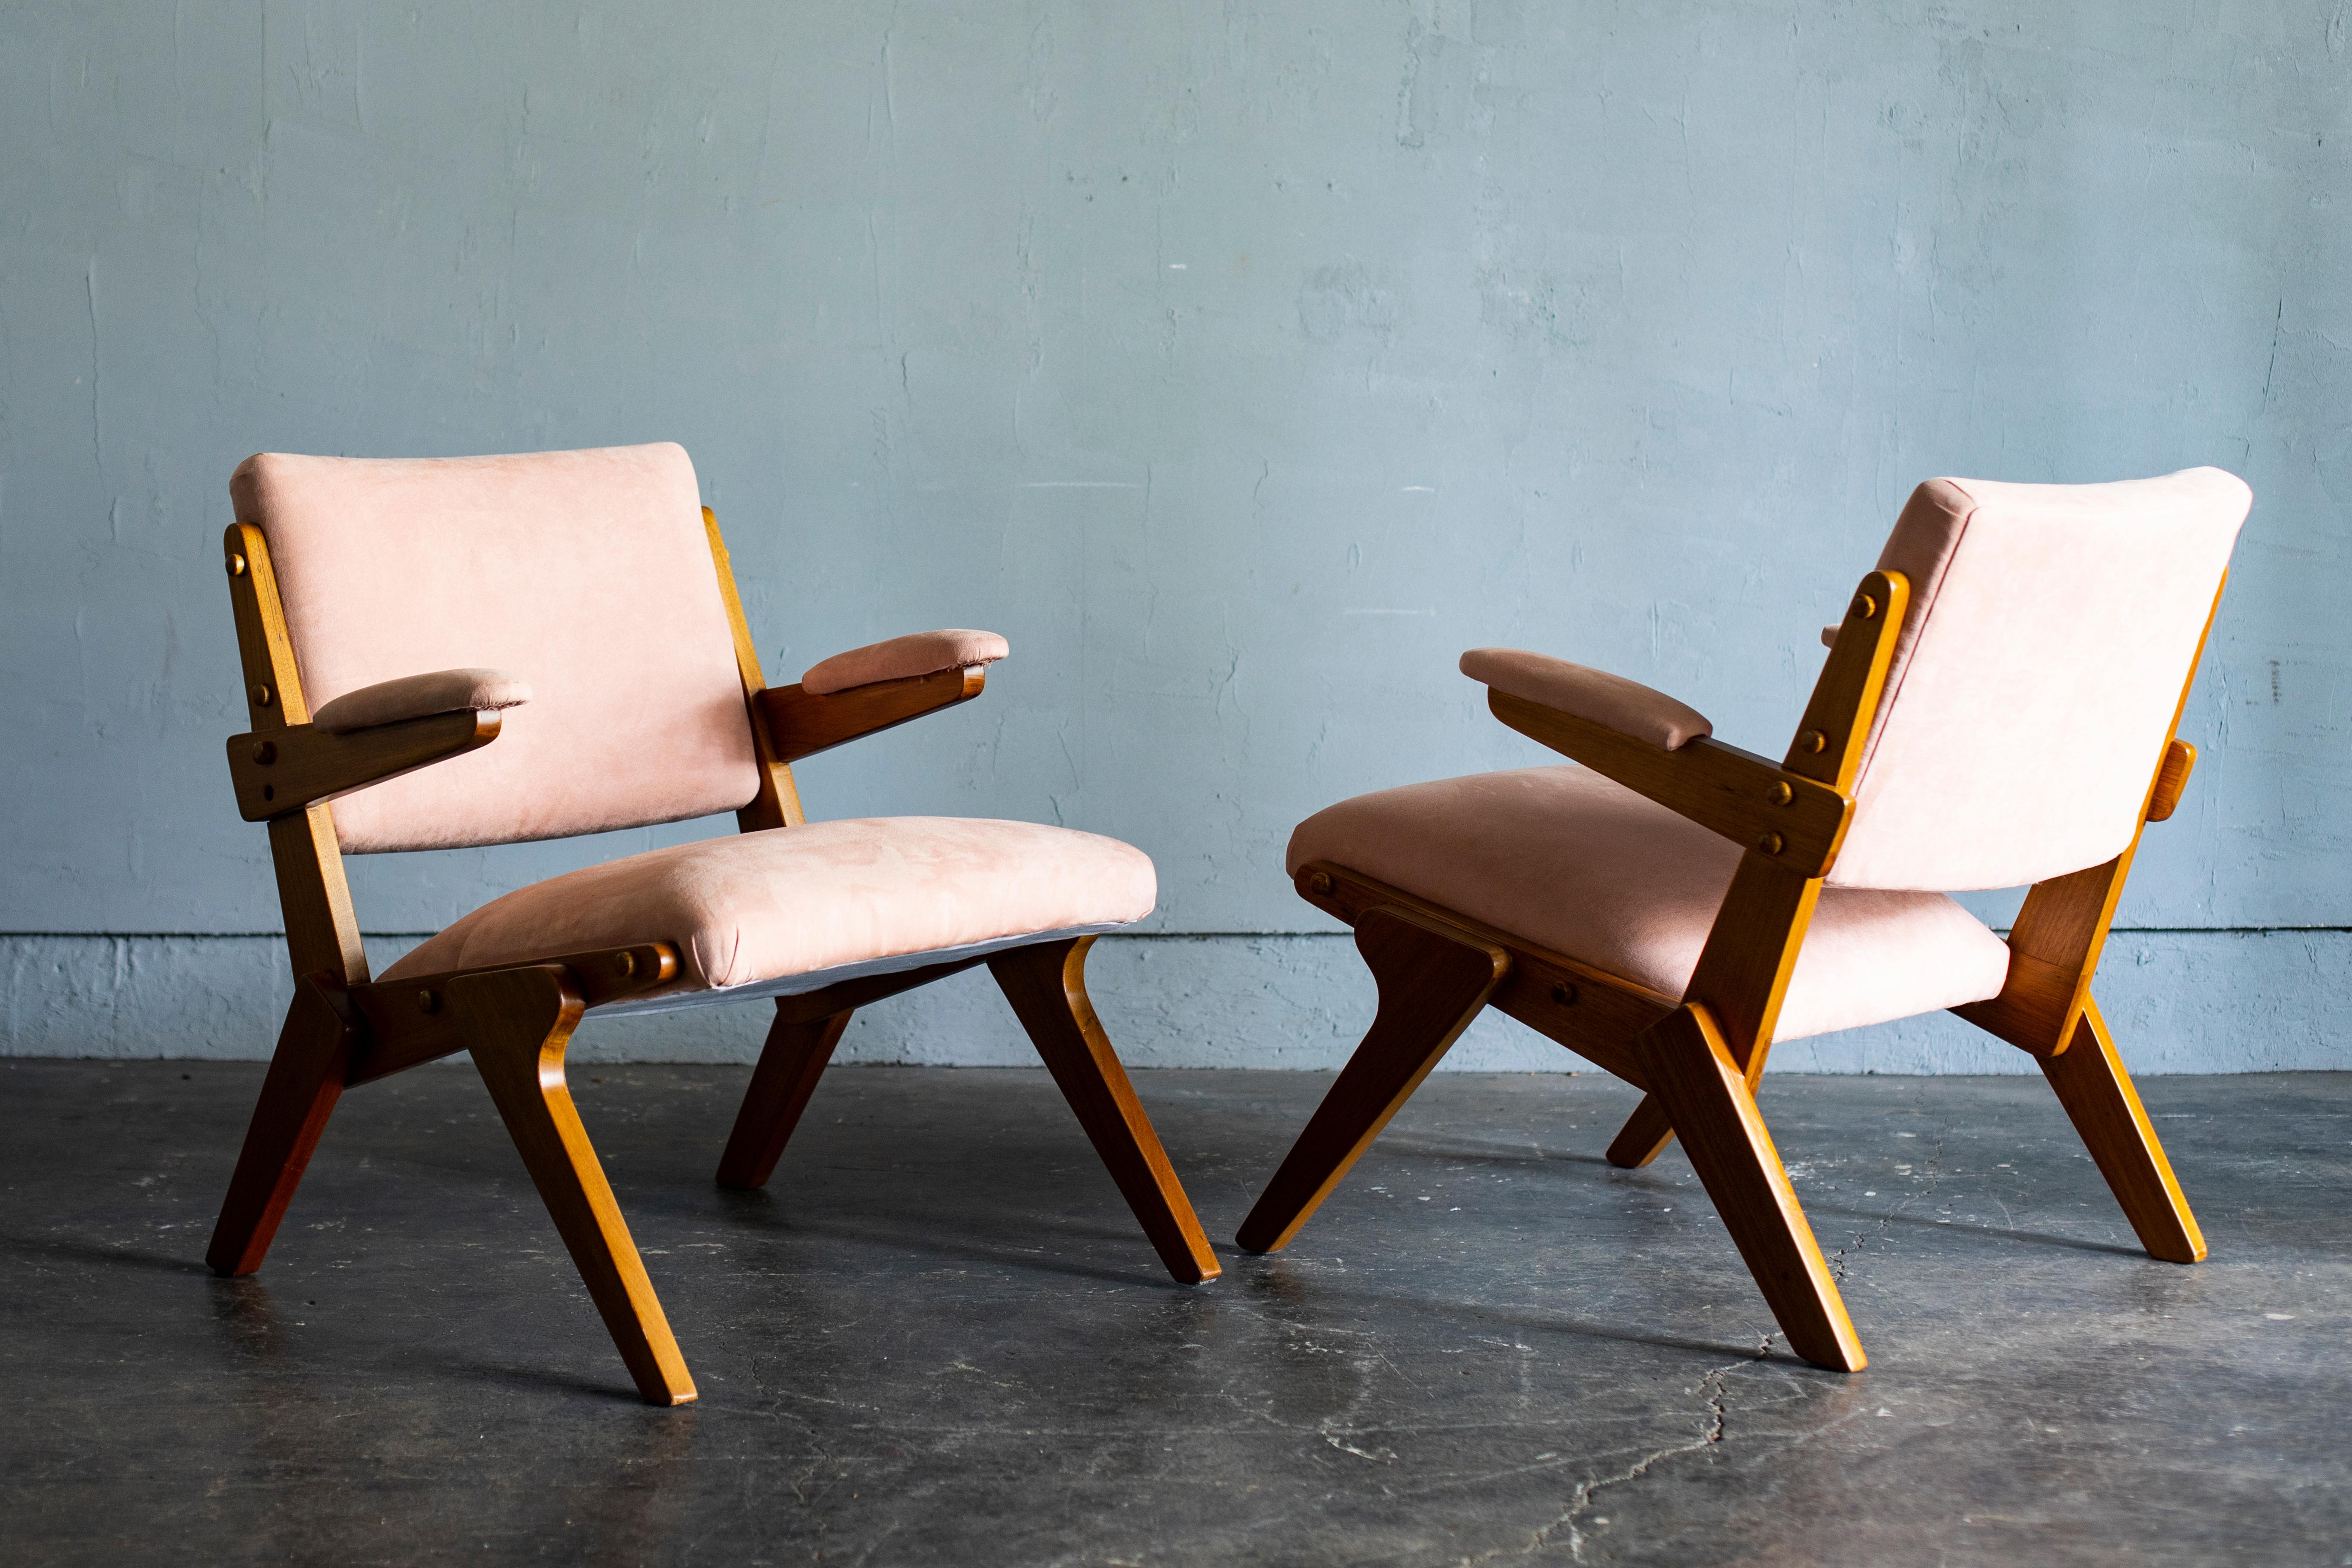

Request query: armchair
[
  {"left": 206, "top": 443, "right": 1216, "bottom": 1406},
  {"left": 1239, "top": 468, "right": 2249, "bottom": 1370}
]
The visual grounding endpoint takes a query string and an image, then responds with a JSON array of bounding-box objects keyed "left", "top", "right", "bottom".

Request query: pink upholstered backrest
[
  {"left": 231, "top": 443, "right": 761, "bottom": 852},
  {"left": 1826, "top": 468, "right": 2248, "bottom": 892}
]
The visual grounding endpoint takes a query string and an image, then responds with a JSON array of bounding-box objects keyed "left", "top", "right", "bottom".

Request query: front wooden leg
[
  {"left": 206, "top": 977, "right": 358, "bottom": 1276},
  {"left": 453, "top": 965, "right": 696, "bottom": 1406},
  {"left": 990, "top": 937, "right": 1222, "bottom": 1284},
  {"left": 716, "top": 1007, "right": 855, "bottom": 1189},
  {"left": 2040, "top": 997, "right": 2206, "bottom": 1264},
  {"left": 1638, "top": 1004, "right": 1866, "bottom": 1372},
  {"left": 1235, "top": 907, "right": 1509, "bottom": 1255}
]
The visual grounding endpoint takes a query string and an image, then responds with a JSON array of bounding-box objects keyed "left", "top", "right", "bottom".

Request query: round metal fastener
[
  {"left": 1798, "top": 729, "right": 1827, "bottom": 753},
  {"left": 1758, "top": 831, "right": 1786, "bottom": 855},
  {"left": 251, "top": 740, "right": 276, "bottom": 765},
  {"left": 251, "top": 684, "right": 273, "bottom": 707},
  {"left": 417, "top": 989, "right": 439, "bottom": 1014},
  {"left": 226, "top": 553, "right": 247, "bottom": 576},
  {"left": 1307, "top": 871, "right": 1333, "bottom": 895},
  {"left": 614, "top": 951, "right": 638, "bottom": 979},
  {"left": 1852, "top": 592, "right": 1878, "bottom": 620},
  {"left": 1551, "top": 982, "right": 1578, "bottom": 1007},
  {"left": 1767, "top": 780, "right": 1793, "bottom": 806}
]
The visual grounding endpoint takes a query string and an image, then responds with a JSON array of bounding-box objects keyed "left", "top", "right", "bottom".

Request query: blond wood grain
[
  {"left": 226, "top": 710, "right": 499, "bottom": 822},
  {"left": 2146, "top": 739, "right": 2196, "bottom": 823},
  {"left": 1292, "top": 860, "right": 1668, "bottom": 1085},
  {"left": 205, "top": 975, "right": 360, "bottom": 1276},
  {"left": 991, "top": 938, "right": 1222, "bottom": 1283},
  {"left": 456, "top": 963, "right": 697, "bottom": 1406},
  {"left": 715, "top": 1009, "right": 855, "bottom": 1190},
  {"left": 1237, "top": 906, "right": 1510, "bottom": 1255},
  {"left": 1608, "top": 571, "right": 1909, "bottom": 1166},
  {"left": 2038, "top": 996, "right": 2206, "bottom": 1263},
  {"left": 1636, "top": 1002, "right": 1866, "bottom": 1371},
  {"left": 343, "top": 942, "right": 682, "bottom": 1087},
  {"left": 1487, "top": 696, "right": 1853, "bottom": 876},
  {"left": 758, "top": 665, "right": 989, "bottom": 764},
  {"left": 704, "top": 506, "right": 806, "bottom": 832},
  {"left": 226, "top": 524, "right": 368, "bottom": 986}
]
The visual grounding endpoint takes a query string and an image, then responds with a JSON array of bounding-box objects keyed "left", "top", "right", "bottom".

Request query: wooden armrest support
[
  {"left": 1487, "top": 692, "right": 1853, "bottom": 877},
  {"left": 342, "top": 942, "right": 682, "bottom": 1086},
  {"left": 756, "top": 664, "right": 988, "bottom": 764},
  {"left": 2146, "top": 739, "right": 2195, "bottom": 823},
  {"left": 225, "top": 709, "right": 501, "bottom": 822}
]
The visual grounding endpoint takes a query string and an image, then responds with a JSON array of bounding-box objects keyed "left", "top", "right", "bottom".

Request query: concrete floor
[{"left": 4, "top": 1060, "right": 2348, "bottom": 1566}]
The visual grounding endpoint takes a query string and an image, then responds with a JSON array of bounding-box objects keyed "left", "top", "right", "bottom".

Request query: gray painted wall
[{"left": 4, "top": 2, "right": 2345, "bottom": 1069}]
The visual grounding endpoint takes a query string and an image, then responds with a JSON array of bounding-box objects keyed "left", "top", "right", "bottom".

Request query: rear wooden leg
[
  {"left": 716, "top": 1007, "right": 854, "bottom": 1189},
  {"left": 1605, "top": 1095, "right": 1676, "bottom": 1169},
  {"left": 1235, "top": 907, "right": 1508, "bottom": 1255},
  {"left": 454, "top": 965, "right": 696, "bottom": 1406},
  {"left": 2040, "top": 997, "right": 2206, "bottom": 1264},
  {"left": 1638, "top": 1004, "right": 1866, "bottom": 1372},
  {"left": 990, "top": 937, "right": 1222, "bottom": 1284},
  {"left": 207, "top": 977, "right": 357, "bottom": 1277}
]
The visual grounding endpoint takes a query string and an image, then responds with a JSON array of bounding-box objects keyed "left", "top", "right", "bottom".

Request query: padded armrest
[
  {"left": 312, "top": 668, "right": 532, "bottom": 734},
  {"left": 1459, "top": 648, "right": 1712, "bottom": 751},
  {"left": 800, "top": 630, "right": 1009, "bottom": 696},
  {"left": 1820, "top": 625, "right": 1840, "bottom": 650}
]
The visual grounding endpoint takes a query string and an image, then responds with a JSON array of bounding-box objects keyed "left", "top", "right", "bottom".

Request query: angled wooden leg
[
  {"left": 990, "top": 937, "right": 1222, "bottom": 1284},
  {"left": 1236, "top": 907, "right": 1509, "bottom": 1255},
  {"left": 1638, "top": 1003, "right": 1866, "bottom": 1372},
  {"left": 207, "top": 976, "right": 358, "bottom": 1277},
  {"left": 716, "top": 1007, "right": 854, "bottom": 1189},
  {"left": 454, "top": 965, "right": 696, "bottom": 1406},
  {"left": 1605, "top": 1095, "right": 1677, "bottom": 1169},
  {"left": 2040, "top": 996, "right": 2206, "bottom": 1264}
]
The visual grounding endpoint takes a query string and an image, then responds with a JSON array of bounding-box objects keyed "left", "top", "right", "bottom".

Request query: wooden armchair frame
[
  {"left": 208, "top": 510, "right": 1217, "bottom": 1406},
  {"left": 1238, "top": 570, "right": 2218, "bottom": 1371}
]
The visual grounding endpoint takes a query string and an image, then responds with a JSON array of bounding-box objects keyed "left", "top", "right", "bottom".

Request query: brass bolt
[
  {"left": 614, "top": 951, "right": 638, "bottom": 979},
  {"left": 417, "top": 989, "right": 439, "bottom": 1014},
  {"left": 1550, "top": 981, "right": 1578, "bottom": 1007},
  {"left": 1767, "top": 780, "right": 1793, "bottom": 806},
  {"left": 251, "top": 684, "right": 273, "bottom": 707},
  {"left": 1798, "top": 729, "right": 1827, "bottom": 753},
  {"left": 1307, "top": 871, "right": 1333, "bottom": 895},
  {"left": 251, "top": 740, "right": 276, "bottom": 764},
  {"left": 1852, "top": 592, "right": 1878, "bottom": 620},
  {"left": 1758, "top": 831, "right": 1785, "bottom": 855},
  {"left": 226, "top": 553, "right": 247, "bottom": 576}
]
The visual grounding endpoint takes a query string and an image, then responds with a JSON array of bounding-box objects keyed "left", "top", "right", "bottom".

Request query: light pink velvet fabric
[
  {"left": 1460, "top": 648, "right": 1713, "bottom": 750},
  {"left": 1831, "top": 468, "right": 2250, "bottom": 891},
  {"left": 800, "top": 630, "right": 1010, "bottom": 696},
  {"left": 232, "top": 444, "right": 760, "bottom": 852},
  {"left": 310, "top": 668, "right": 532, "bottom": 733},
  {"left": 381, "top": 817, "right": 1156, "bottom": 997},
  {"left": 1287, "top": 767, "right": 2011, "bottom": 1044}
]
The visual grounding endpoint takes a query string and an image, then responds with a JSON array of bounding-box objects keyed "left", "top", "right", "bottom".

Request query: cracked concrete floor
[{"left": 5, "top": 1060, "right": 2349, "bottom": 1566}]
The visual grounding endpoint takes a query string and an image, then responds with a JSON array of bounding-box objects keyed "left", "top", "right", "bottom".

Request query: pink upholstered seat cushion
[
  {"left": 801, "top": 630, "right": 1010, "bottom": 696},
  {"left": 1287, "top": 767, "right": 2012, "bottom": 1044},
  {"left": 381, "top": 817, "right": 1156, "bottom": 999},
  {"left": 232, "top": 443, "right": 760, "bottom": 853}
]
